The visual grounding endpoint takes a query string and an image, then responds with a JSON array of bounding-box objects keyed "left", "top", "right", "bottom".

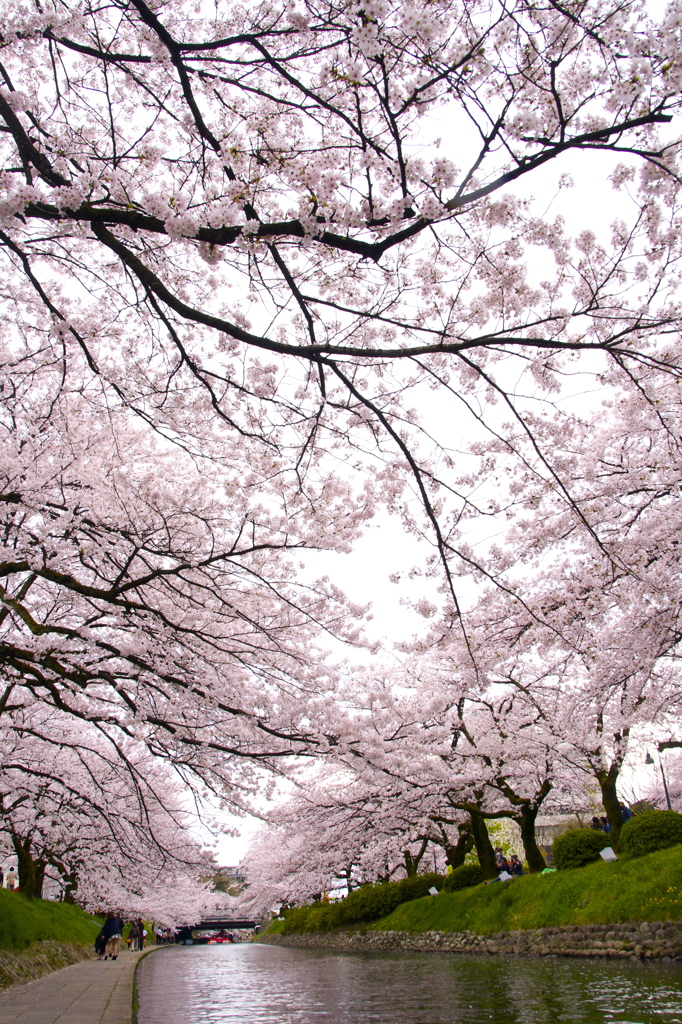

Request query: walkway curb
[
  {"left": 0, "top": 949, "right": 149, "bottom": 1024},
  {"left": 132, "top": 946, "right": 169, "bottom": 1024}
]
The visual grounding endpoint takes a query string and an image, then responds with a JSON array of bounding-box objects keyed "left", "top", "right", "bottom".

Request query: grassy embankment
[
  {"left": 0, "top": 887, "right": 102, "bottom": 950},
  {"left": 268, "top": 845, "right": 682, "bottom": 937}
]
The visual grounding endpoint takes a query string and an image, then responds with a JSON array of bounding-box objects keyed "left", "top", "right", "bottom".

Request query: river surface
[{"left": 137, "top": 943, "right": 682, "bottom": 1024}]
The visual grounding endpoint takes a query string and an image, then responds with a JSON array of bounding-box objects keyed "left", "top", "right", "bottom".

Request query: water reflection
[{"left": 137, "top": 943, "right": 682, "bottom": 1024}]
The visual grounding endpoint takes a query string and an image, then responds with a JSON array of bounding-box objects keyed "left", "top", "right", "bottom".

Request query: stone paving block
[{"left": 0, "top": 951, "right": 148, "bottom": 1024}]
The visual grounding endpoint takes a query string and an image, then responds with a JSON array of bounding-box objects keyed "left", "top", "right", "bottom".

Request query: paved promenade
[{"left": 0, "top": 950, "right": 149, "bottom": 1024}]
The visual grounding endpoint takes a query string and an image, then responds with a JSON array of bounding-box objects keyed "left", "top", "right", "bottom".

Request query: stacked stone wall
[
  {"left": 260, "top": 920, "right": 682, "bottom": 962},
  {"left": 0, "top": 941, "right": 94, "bottom": 988}
]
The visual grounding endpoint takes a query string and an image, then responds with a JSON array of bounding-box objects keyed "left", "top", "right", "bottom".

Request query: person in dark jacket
[
  {"left": 620, "top": 803, "right": 634, "bottom": 822},
  {"left": 509, "top": 854, "right": 524, "bottom": 876},
  {"left": 95, "top": 929, "right": 107, "bottom": 960},
  {"left": 101, "top": 912, "right": 124, "bottom": 960}
]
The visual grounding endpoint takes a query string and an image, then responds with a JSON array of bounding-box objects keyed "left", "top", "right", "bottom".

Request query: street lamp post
[{"left": 645, "top": 750, "right": 673, "bottom": 811}]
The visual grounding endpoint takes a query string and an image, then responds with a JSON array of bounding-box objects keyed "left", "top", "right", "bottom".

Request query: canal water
[{"left": 137, "top": 943, "right": 682, "bottom": 1023}]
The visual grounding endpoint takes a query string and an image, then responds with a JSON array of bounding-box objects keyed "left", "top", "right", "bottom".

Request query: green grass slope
[
  {"left": 0, "top": 889, "right": 102, "bottom": 950},
  {"left": 374, "top": 846, "right": 682, "bottom": 935}
]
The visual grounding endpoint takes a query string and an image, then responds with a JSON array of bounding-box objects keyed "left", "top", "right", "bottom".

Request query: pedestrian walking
[
  {"left": 101, "top": 912, "right": 124, "bottom": 960},
  {"left": 129, "top": 920, "right": 141, "bottom": 951}
]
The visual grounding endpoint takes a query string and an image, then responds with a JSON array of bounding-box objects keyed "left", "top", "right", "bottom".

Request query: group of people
[
  {"left": 590, "top": 804, "right": 635, "bottom": 834},
  {"left": 127, "top": 918, "right": 148, "bottom": 951},
  {"left": 95, "top": 914, "right": 148, "bottom": 960},
  {"left": 494, "top": 848, "right": 524, "bottom": 876}
]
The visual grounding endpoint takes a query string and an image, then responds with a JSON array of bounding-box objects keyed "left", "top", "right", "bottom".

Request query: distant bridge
[{"left": 192, "top": 918, "right": 257, "bottom": 930}]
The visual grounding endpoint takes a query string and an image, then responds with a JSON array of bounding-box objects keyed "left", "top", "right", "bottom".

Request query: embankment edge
[{"left": 259, "top": 920, "right": 682, "bottom": 961}]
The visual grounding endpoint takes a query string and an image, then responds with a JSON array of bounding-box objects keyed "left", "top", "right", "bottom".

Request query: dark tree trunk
[
  {"left": 403, "top": 835, "right": 425, "bottom": 876},
  {"left": 469, "top": 811, "right": 498, "bottom": 880},
  {"left": 35, "top": 859, "right": 46, "bottom": 897},
  {"left": 47, "top": 856, "right": 79, "bottom": 902},
  {"left": 597, "top": 767, "right": 622, "bottom": 850},
  {"left": 11, "top": 833, "right": 42, "bottom": 899},
  {"left": 403, "top": 851, "right": 418, "bottom": 877},
  {"left": 444, "top": 821, "right": 475, "bottom": 869},
  {"left": 63, "top": 883, "right": 77, "bottom": 904},
  {"left": 515, "top": 805, "right": 546, "bottom": 873},
  {"left": 403, "top": 838, "right": 428, "bottom": 877}
]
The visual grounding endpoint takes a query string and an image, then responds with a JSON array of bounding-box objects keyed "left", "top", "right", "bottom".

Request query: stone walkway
[{"left": 0, "top": 951, "right": 149, "bottom": 1024}]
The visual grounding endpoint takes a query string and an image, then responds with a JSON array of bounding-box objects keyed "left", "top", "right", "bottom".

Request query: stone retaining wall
[
  {"left": 0, "top": 941, "right": 94, "bottom": 988},
  {"left": 260, "top": 920, "right": 682, "bottom": 962}
]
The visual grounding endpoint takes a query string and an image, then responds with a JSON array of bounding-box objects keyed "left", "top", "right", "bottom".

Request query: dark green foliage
[
  {"left": 442, "top": 864, "right": 483, "bottom": 892},
  {"left": 619, "top": 809, "right": 682, "bottom": 858},
  {"left": 281, "top": 873, "right": 445, "bottom": 933},
  {"left": 552, "top": 828, "right": 610, "bottom": 869}
]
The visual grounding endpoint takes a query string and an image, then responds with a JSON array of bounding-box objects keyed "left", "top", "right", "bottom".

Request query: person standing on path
[
  {"left": 102, "top": 911, "right": 124, "bottom": 960},
  {"left": 129, "top": 920, "right": 141, "bottom": 952}
]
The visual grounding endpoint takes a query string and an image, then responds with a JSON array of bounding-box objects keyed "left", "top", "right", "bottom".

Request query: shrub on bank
[
  {"left": 371, "top": 846, "right": 682, "bottom": 935},
  {"left": 442, "top": 864, "right": 483, "bottom": 892},
  {"left": 282, "top": 873, "right": 445, "bottom": 933},
  {"left": 261, "top": 847, "right": 682, "bottom": 940},
  {"left": 620, "top": 809, "right": 682, "bottom": 858},
  {"left": 553, "top": 828, "right": 610, "bottom": 869}
]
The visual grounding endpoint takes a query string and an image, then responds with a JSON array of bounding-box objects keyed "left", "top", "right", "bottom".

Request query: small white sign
[
  {"left": 428, "top": 886, "right": 439, "bottom": 895},
  {"left": 599, "top": 847, "right": 618, "bottom": 861}
]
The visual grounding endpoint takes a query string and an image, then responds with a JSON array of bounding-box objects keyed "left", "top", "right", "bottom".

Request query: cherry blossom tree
[
  {"left": 398, "top": 575, "right": 682, "bottom": 853},
  {"left": 0, "top": 0, "right": 681, "bottom": 610},
  {"left": 332, "top": 662, "right": 577, "bottom": 876},
  {"left": 412, "top": 368, "right": 682, "bottom": 846},
  {"left": 4, "top": 0, "right": 682, "bottom": 905},
  {"left": 238, "top": 768, "right": 457, "bottom": 915},
  {"left": 240, "top": 657, "right": 566, "bottom": 894},
  {"left": 237, "top": 364, "right": 682, "bottom": 890},
  {"left": 238, "top": 805, "right": 353, "bottom": 917},
  {"left": 0, "top": 708, "right": 223, "bottom": 922},
  {"left": 0, "top": 329, "right": 376, "bottom": 923},
  {"left": 0, "top": 334, "right": 375, "bottom": 816}
]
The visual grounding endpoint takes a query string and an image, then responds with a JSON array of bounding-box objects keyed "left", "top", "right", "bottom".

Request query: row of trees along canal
[{"left": 1, "top": 0, "right": 682, "bottom": 921}]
